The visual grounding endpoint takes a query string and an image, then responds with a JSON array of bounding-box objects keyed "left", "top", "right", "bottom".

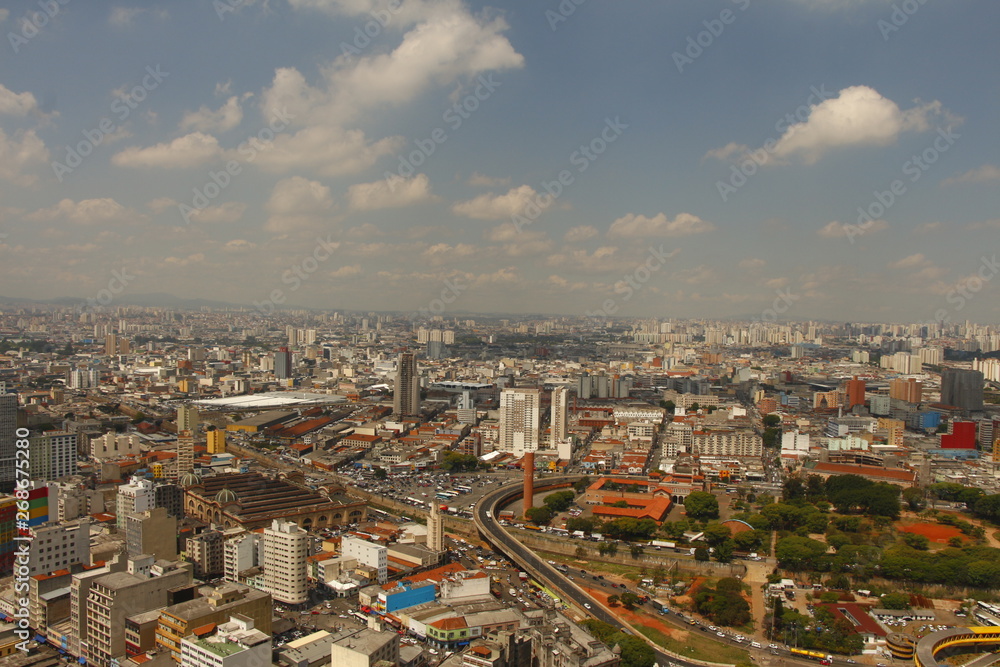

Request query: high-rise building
[
  {"left": 889, "top": 377, "right": 923, "bottom": 403},
  {"left": 941, "top": 368, "right": 985, "bottom": 412},
  {"left": 206, "top": 428, "right": 226, "bottom": 455},
  {"left": 177, "top": 405, "right": 200, "bottom": 432},
  {"left": 28, "top": 430, "right": 78, "bottom": 481},
  {"left": 0, "top": 495, "right": 15, "bottom": 574},
  {"left": 224, "top": 532, "right": 260, "bottom": 583},
  {"left": 274, "top": 347, "right": 292, "bottom": 380},
  {"left": 26, "top": 519, "right": 90, "bottom": 576},
  {"left": 186, "top": 530, "right": 226, "bottom": 579},
  {"left": 125, "top": 507, "right": 177, "bottom": 560},
  {"left": 176, "top": 430, "right": 195, "bottom": 477},
  {"left": 117, "top": 478, "right": 155, "bottom": 530},
  {"left": 427, "top": 502, "right": 444, "bottom": 553},
  {"left": 498, "top": 388, "right": 540, "bottom": 456},
  {"left": 550, "top": 387, "right": 568, "bottom": 445},
  {"left": 393, "top": 352, "right": 420, "bottom": 416},
  {"left": 845, "top": 376, "right": 866, "bottom": 409},
  {"left": 0, "top": 391, "right": 17, "bottom": 492},
  {"left": 262, "top": 519, "right": 308, "bottom": 605}
]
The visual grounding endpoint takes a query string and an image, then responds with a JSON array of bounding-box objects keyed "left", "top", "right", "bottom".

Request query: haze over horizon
[{"left": 1, "top": 1, "right": 998, "bottom": 322}]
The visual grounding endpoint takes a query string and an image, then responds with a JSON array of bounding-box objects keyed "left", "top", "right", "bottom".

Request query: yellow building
[{"left": 207, "top": 429, "right": 226, "bottom": 455}]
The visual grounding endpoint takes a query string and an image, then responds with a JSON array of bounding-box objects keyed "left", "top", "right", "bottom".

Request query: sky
[{"left": 1, "top": 0, "right": 998, "bottom": 323}]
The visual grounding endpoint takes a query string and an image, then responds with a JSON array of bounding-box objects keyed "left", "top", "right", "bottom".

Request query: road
[{"left": 474, "top": 477, "right": 858, "bottom": 667}]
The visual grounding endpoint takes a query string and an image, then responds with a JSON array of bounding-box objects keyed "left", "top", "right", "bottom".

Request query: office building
[
  {"left": 117, "top": 478, "right": 155, "bottom": 530},
  {"left": 26, "top": 519, "right": 90, "bottom": 576},
  {"left": 187, "top": 529, "right": 226, "bottom": 579},
  {"left": 90, "top": 433, "right": 142, "bottom": 460},
  {"left": 330, "top": 629, "right": 399, "bottom": 667},
  {"left": 845, "top": 376, "right": 866, "bottom": 409},
  {"left": 393, "top": 352, "right": 420, "bottom": 416},
  {"left": 223, "top": 532, "right": 260, "bottom": 583},
  {"left": 206, "top": 428, "right": 226, "bottom": 455},
  {"left": 179, "top": 615, "right": 271, "bottom": 667},
  {"left": 889, "top": 377, "right": 924, "bottom": 403},
  {"left": 941, "top": 368, "right": 985, "bottom": 412},
  {"left": 263, "top": 519, "right": 309, "bottom": 605},
  {"left": 28, "top": 430, "right": 78, "bottom": 481},
  {"left": 275, "top": 347, "right": 292, "bottom": 380},
  {"left": 83, "top": 560, "right": 194, "bottom": 666},
  {"left": 177, "top": 405, "right": 200, "bottom": 432},
  {"left": 0, "top": 391, "right": 17, "bottom": 492},
  {"left": 125, "top": 507, "right": 177, "bottom": 560},
  {"left": 498, "top": 388, "right": 540, "bottom": 456},
  {"left": 156, "top": 584, "right": 272, "bottom": 662}
]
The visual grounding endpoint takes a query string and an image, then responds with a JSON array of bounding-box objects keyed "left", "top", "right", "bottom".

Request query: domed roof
[
  {"left": 178, "top": 472, "right": 201, "bottom": 487},
  {"left": 215, "top": 487, "right": 239, "bottom": 505}
]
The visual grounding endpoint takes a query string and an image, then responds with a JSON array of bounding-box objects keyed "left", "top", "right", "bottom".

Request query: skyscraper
[
  {"left": 427, "top": 502, "right": 444, "bottom": 553},
  {"left": 206, "top": 427, "right": 226, "bottom": 455},
  {"left": 941, "top": 368, "right": 985, "bottom": 412},
  {"left": 550, "top": 386, "right": 568, "bottom": 445},
  {"left": 177, "top": 405, "right": 200, "bottom": 432},
  {"left": 845, "top": 376, "right": 866, "bottom": 409},
  {"left": 393, "top": 352, "right": 420, "bottom": 416},
  {"left": 274, "top": 347, "right": 292, "bottom": 379},
  {"left": 176, "top": 430, "right": 195, "bottom": 477},
  {"left": 262, "top": 519, "right": 308, "bottom": 605},
  {"left": 498, "top": 388, "right": 540, "bottom": 456},
  {"left": 0, "top": 390, "right": 17, "bottom": 492}
]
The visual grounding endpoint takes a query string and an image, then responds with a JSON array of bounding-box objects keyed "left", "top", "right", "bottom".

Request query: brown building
[
  {"left": 154, "top": 583, "right": 272, "bottom": 661},
  {"left": 182, "top": 472, "right": 367, "bottom": 531}
]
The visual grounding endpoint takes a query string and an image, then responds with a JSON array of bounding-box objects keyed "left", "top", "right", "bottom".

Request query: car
[
  {"left": 846, "top": 660, "right": 856, "bottom": 664},
  {"left": 767, "top": 644, "right": 778, "bottom": 650},
  {"left": 584, "top": 603, "right": 591, "bottom": 609},
  {"left": 717, "top": 632, "right": 726, "bottom": 638},
  {"left": 708, "top": 626, "right": 718, "bottom": 631},
  {"left": 751, "top": 642, "right": 761, "bottom": 649}
]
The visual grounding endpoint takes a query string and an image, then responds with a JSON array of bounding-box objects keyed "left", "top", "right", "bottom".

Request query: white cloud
[
  {"left": 467, "top": 172, "right": 511, "bottom": 187},
  {"left": 453, "top": 185, "right": 562, "bottom": 220},
  {"left": 709, "top": 86, "right": 952, "bottom": 166},
  {"left": 329, "top": 264, "right": 362, "bottom": 278},
  {"left": 0, "top": 84, "right": 38, "bottom": 116},
  {"left": 27, "top": 198, "right": 142, "bottom": 225},
  {"left": 147, "top": 197, "right": 178, "bottom": 214},
  {"left": 109, "top": 7, "right": 167, "bottom": 27},
  {"left": 607, "top": 212, "right": 715, "bottom": 239},
  {"left": 112, "top": 132, "right": 223, "bottom": 169},
  {"left": 0, "top": 128, "right": 48, "bottom": 186},
  {"left": 180, "top": 96, "right": 244, "bottom": 133},
  {"left": 265, "top": 176, "right": 335, "bottom": 233},
  {"left": 564, "top": 225, "right": 599, "bottom": 243},
  {"left": 185, "top": 202, "right": 246, "bottom": 224},
  {"left": 889, "top": 253, "right": 927, "bottom": 269},
  {"left": 739, "top": 258, "right": 766, "bottom": 269},
  {"left": 943, "top": 164, "right": 1000, "bottom": 186},
  {"left": 817, "top": 219, "right": 889, "bottom": 238},
  {"left": 914, "top": 221, "right": 943, "bottom": 234},
  {"left": 222, "top": 239, "right": 256, "bottom": 253},
  {"left": 249, "top": 125, "right": 402, "bottom": 177},
  {"left": 348, "top": 174, "right": 437, "bottom": 211}
]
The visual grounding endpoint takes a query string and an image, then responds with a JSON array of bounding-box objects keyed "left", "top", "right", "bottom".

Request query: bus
[
  {"left": 454, "top": 485, "right": 472, "bottom": 494},
  {"left": 789, "top": 648, "right": 832, "bottom": 665}
]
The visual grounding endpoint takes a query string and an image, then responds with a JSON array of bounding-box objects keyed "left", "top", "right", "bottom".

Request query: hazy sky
[{"left": 1, "top": 0, "right": 998, "bottom": 322}]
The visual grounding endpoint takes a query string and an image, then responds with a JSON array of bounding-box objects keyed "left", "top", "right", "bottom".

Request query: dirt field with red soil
[
  {"left": 896, "top": 520, "right": 965, "bottom": 544},
  {"left": 581, "top": 585, "right": 691, "bottom": 640}
]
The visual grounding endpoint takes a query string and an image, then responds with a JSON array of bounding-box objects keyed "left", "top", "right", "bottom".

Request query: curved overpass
[{"left": 474, "top": 476, "right": 726, "bottom": 667}]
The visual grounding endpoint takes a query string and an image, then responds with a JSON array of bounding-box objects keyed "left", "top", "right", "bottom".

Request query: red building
[
  {"left": 941, "top": 421, "right": 976, "bottom": 449},
  {"left": 846, "top": 376, "right": 866, "bottom": 409}
]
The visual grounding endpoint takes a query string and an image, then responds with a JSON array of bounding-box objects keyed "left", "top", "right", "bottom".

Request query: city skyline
[{"left": 0, "top": 1, "right": 998, "bottom": 322}]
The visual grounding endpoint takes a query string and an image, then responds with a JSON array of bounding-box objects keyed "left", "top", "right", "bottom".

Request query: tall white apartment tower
[
  {"left": 550, "top": 387, "right": 568, "bottom": 446},
  {"left": 263, "top": 519, "right": 309, "bottom": 605},
  {"left": 498, "top": 388, "right": 541, "bottom": 456},
  {"left": 116, "top": 477, "right": 154, "bottom": 529}
]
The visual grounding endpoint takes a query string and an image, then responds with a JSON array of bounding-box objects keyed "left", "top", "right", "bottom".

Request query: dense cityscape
[
  {"left": 0, "top": 310, "right": 999, "bottom": 667},
  {"left": 2, "top": 1, "right": 998, "bottom": 667}
]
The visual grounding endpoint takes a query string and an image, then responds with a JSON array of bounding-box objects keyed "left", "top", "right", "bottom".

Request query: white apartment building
[
  {"left": 116, "top": 477, "right": 154, "bottom": 529},
  {"left": 692, "top": 430, "right": 763, "bottom": 457},
  {"left": 224, "top": 532, "right": 261, "bottom": 583},
  {"left": 90, "top": 432, "right": 142, "bottom": 461},
  {"left": 341, "top": 536, "right": 387, "bottom": 584},
  {"left": 262, "top": 519, "right": 308, "bottom": 605},
  {"left": 29, "top": 430, "right": 78, "bottom": 480},
  {"left": 498, "top": 388, "right": 540, "bottom": 456},
  {"left": 550, "top": 386, "right": 568, "bottom": 445},
  {"left": 27, "top": 519, "right": 90, "bottom": 576}
]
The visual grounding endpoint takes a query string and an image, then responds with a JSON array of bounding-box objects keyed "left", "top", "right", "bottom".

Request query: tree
[
  {"left": 544, "top": 490, "right": 576, "bottom": 512},
  {"left": 525, "top": 506, "right": 553, "bottom": 525},
  {"left": 714, "top": 540, "right": 735, "bottom": 563},
  {"left": 620, "top": 592, "right": 640, "bottom": 609},
  {"left": 902, "top": 487, "right": 925, "bottom": 511},
  {"left": 607, "top": 594, "right": 620, "bottom": 607},
  {"left": 880, "top": 592, "right": 910, "bottom": 610},
  {"left": 660, "top": 400, "right": 676, "bottom": 413},
  {"left": 630, "top": 544, "right": 643, "bottom": 559},
  {"left": 694, "top": 547, "right": 710, "bottom": 561},
  {"left": 782, "top": 477, "right": 806, "bottom": 502},
  {"left": 763, "top": 414, "right": 781, "bottom": 427},
  {"left": 901, "top": 532, "right": 930, "bottom": 550},
  {"left": 775, "top": 536, "right": 828, "bottom": 570},
  {"left": 373, "top": 467, "right": 388, "bottom": 480},
  {"left": 685, "top": 492, "right": 719, "bottom": 521},
  {"left": 611, "top": 500, "right": 630, "bottom": 508},
  {"left": 573, "top": 476, "right": 592, "bottom": 493},
  {"left": 703, "top": 522, "right": 732, "bottom": 547}
]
